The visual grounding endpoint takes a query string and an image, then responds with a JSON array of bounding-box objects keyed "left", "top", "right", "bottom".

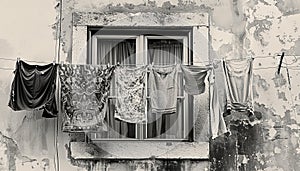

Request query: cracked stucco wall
[
  {"left": 0, "top": 0, "right": 300, "bottom": 170},
  {"left": 58, "top": 0, "right": 300, "bottom": 170}
]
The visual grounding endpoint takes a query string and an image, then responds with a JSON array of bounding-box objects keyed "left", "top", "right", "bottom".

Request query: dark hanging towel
[
  {"left": 59, "top": 64, "right": 115, "bottom": 132},
  {"left": 8, "top": 60, "right": 58, "bottom": 118}
]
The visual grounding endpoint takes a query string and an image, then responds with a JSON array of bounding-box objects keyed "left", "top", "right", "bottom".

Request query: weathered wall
[
  {"left": 59, "top": 0, "right": 300, "bottom": 170},
  {"left": 67, "top": 5, "right": 211, "bottom": 171},
  {"left": 0, "top": 0, "right": 62, "bottom": 170},
  {"left": 1, "top": 0, "right": 300, "bottom": 170},
  {"left": 58, "top": 0, "right": 300, "bottom": 170}
]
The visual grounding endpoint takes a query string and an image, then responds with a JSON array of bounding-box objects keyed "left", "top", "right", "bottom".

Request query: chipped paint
[{"left": 277, "top": 90, "right": 288, "bottom": 101}]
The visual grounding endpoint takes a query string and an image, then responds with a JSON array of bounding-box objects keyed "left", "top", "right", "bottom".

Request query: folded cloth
[
  {"left": 149, "top": 65, "right": 178, "bottom": 114},
  {"left": 59, "top": 64, "right": 115, "bottom": 132},
  {"left": 181, "top": 65, "right": 211, "bottom": 95},
  {"left": 8, "top": 60, "right": 58, "bottom": 118},
  {"left": 115, "top": 66, "right": 147, "bottom": 123}
]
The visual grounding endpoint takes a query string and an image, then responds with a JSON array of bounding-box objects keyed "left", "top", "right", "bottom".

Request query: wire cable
[
  {"left": 0, "top": 57, "right": 16, "bottom": 61},
  {"left": 1, "top": 55, "right": 300, "bottom": 66},
  {"left": 0, "top": 67, "right": 14, "bottom": 70},
  {"left": 54, "top": 0, "right": 63, "bottom": 170},
  {"left": 284, "top": 58, "right": 300, "bottom": 142}
]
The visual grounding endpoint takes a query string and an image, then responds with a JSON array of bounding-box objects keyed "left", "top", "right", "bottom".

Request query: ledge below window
[{"left": 69, "top": 141, "right": 209, "bottom": 160}]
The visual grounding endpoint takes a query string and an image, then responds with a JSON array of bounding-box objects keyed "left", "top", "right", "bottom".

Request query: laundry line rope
[{"left": 1, "top": 54, "right": 300, "bottom": 71}]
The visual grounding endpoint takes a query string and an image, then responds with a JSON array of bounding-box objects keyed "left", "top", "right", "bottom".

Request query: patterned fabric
[
  {"left": 59, "top": 64, "right": 115, "bottom": 132},
  {"left": 8, "top": 60, "right": 58, "bottom": 118},
  {"left": 115, "top": 66, "right": 147, "bottom": 123}
]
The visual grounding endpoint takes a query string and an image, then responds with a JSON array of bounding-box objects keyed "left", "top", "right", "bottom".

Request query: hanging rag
[
  {"left": 149, "top": 64, "right": 178, "bottom": 114},
  {"left": 59, "top": 64, "right": 115, "bottom": 132},
  {"left": 8, "top": 60, "right": 58, "bottom": 118},
  {"left": 223, "top": 58, "right": 254, "bottom": 114},
  {"left": 180, "top": 65, "right": 211, "bottom": 95},
  {"left": 114, "top": 66, "right": 147, "bottom": 123},
  {"left": 209, "top": 65, "right": 228, "bottom": 139}
]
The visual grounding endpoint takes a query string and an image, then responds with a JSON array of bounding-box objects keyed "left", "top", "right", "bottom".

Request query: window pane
[
  {"left": 147, "top": 99, "right": 184, "bottom": 139},
  {"left": 96, "top": 38, "right": 137, "bottom": 139},
  {"left": 147, "top": 39, "right": 183, "bottom": 65},
  {"left": 97, "top": 39, "right": 136, "bottom": 65},
  {"left": 106, "top": 98, "right": 136, "bottom": 139},
  {"left": 146, "top": 38, "right": 185, "bottom": 139}
]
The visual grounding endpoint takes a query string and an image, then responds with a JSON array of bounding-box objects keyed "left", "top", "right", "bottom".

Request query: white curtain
[
  {"left": 148, "top": 41, "right": 182, "bottom": 65},
  {"left": 97, "top": 39, "right": 136, "bottom": 65}
]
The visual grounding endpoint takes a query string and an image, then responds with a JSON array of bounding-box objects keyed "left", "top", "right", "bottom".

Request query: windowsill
[
  {"left": 88, "top": 139, "right": 190, "bottom": 141},
  {"left": 69, "top": 141, "right": 209, "bottom": 160}
]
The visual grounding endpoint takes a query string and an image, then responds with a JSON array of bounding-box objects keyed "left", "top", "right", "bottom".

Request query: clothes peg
[
  {"left": 53, "top": 60, "right": 56, "bottom": 65},
  {"left": 17, "top": 57, "right": 20, "bottom": 63},
  {"left": 277, "top": 52, "right": 285, "bottom": 75}
]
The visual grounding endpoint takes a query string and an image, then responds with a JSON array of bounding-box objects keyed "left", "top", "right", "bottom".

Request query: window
[{"left": 87, "top": 27, "right": 193, "bottom": 141}]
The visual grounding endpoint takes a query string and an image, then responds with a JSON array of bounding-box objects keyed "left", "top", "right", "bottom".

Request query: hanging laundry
[
  {"left": 149, "top": 65, "right": 178, "bottom": 114},
  {"left": 115, "top": 66, "right": 147, "bottom": 123},
  {"left": 8, "top": 60, "right": 58, "bottom": 118},
  {"left": 209, "top": 65, "right": 228, "bottom": 139},
  {"left": 59, "top": 64, "right": 115, "bottom": 132},
  {"left": 180, "top": 65, "right": 211, "bottom": 95},
  {"left": 223, "top": 58, "right": 254, "bottom": 115}
]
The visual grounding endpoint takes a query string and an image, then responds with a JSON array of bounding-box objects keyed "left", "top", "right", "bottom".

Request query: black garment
[{"left": 8, "top": 60, "right": 58, "bottom": 118}]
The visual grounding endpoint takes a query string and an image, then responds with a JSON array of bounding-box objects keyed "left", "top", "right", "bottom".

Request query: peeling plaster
[
  {"left": 277, "top": 90, "right": 288, "bottom": 101},
  {"left": 275, "top": 0, "right": 300, "bottom": 16},
  {"left": 274, "top": 147, "right": 281, "bottom": 153},
  {"left": 272, "top": 73, "right": 287, "bottom": 87},
  {"left": 0, "top": 131, "right": 39, "bottom": 171}
]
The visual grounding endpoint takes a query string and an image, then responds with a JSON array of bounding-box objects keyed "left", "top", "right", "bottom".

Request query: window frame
[{"left": 87, "top": 27, "right": 194, "bottom": 142}]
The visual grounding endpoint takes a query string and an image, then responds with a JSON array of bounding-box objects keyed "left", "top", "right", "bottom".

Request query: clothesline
[
  {"left": 1, "top": 65, "right": 300, "bottom": 71},
  {"left": 1, "top": 54, "right": 300, "bottom": 71},
  {"left": 0, "top": 65, "right": 295, "bottom": 71},
  {"left": 0, "top": 57, "right": 55, "bottom": 64},
  {"left": 1, "top": 54, "right": 300, "bottom": 63}
]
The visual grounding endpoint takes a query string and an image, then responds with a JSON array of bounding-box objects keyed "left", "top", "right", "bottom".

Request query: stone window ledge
[{"left": 70, "top": 141, "right": 209, "bottom": 160}]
